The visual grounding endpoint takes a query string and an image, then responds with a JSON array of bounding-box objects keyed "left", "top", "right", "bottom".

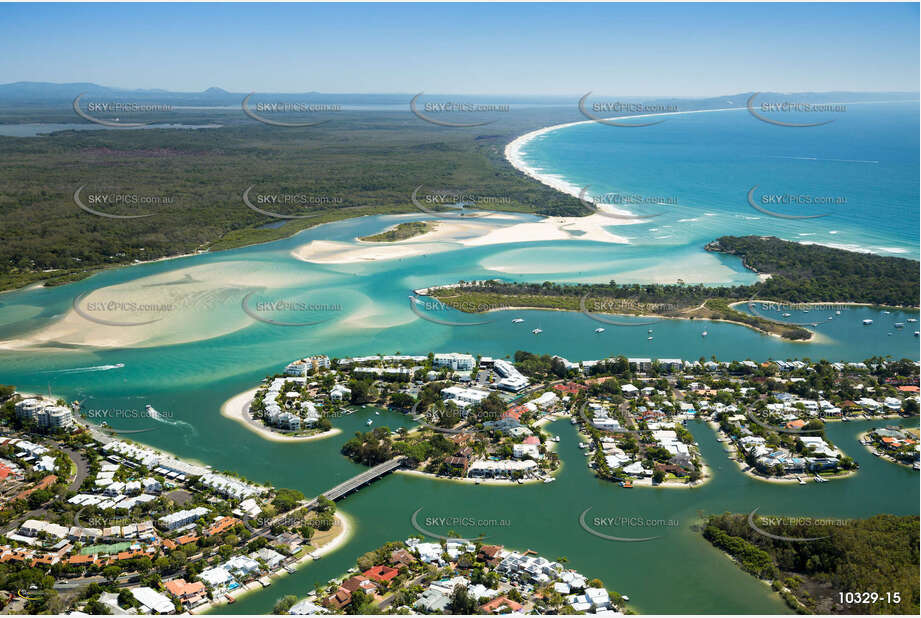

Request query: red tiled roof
[
  {"left": 362, "top": 564, "right": 400, "bottom": 583},
  {"left": 205, "top": 516, "right": 240, "bottom": 537},
  {"left": 502, "top": 405, "right": 528, "bottom": 421},
  {"left": 481, "top": 596, "right": 523, "bottom": 613}
]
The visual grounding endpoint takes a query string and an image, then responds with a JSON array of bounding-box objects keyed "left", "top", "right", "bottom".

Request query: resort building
[
  {"left": 14, "top": 398, "right": 74, "bottom": 431},
  {"left": 434, "top": 353, "right": 476, "bottom": 371},
  {"left": 493, "top": 359, "right": 529, "bottom": 392}
]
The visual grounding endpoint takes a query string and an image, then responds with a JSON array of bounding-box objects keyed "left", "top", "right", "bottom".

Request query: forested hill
[
  {"left": 706, "top": 236, "right": 919, "bottom": 306},
  {"left": 703, "top": 512, "right": 919, "bottom": 614}
]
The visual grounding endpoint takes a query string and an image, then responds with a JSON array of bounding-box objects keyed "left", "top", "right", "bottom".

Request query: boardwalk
[{"left": 305, "top": 456, "right": 406, "bottom": 509}]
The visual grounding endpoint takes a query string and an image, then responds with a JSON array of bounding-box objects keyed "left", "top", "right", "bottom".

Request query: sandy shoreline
[
  {"left": 291, "top": 209, "right": 633, "bottom": 265},
  {"left": 220, "top": 387, "right": 342, "bottom": 443},
  {"left": 192, "top": 510, "right": 352, "bottom": 614},
  {"left": 504, "top": 106, "right": 746, "bottom": 205}
]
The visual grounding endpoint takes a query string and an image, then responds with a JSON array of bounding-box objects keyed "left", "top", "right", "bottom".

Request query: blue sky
[{"left": 1, "top": 2, "right": 917, "bottom": 96}]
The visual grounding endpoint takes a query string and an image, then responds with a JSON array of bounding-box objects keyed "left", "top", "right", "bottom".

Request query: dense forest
[
  {"left": 0, "top": 106, "right": 588, "bottom": 291},
  {"left": 703, "top": 512, "right": 919, "bottom": 615},
  {"left": 708, "top": 236, "right": 919, "bottom": 306}
]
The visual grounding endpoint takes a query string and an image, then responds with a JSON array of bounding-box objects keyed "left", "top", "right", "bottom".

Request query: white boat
[
  {"left": 594, "top": 327, "right": 605, "bottom": 333},
  {"left": 894, "top": 322, "right": 905, "bottom": 328},
  {"left": 907, "top": 318, "right": 918, "bottom": 323},
  {"left": 883, "top": 310, "right": 890, "bottom": 314},
  {"left": 796, "top": 477, "right": 806, "bottom": 485},
  {"left": 814, "top": 475, "right": 827, "bottom": 483},
  {"left": 647, "top": 329, "right": 653, "bottom": 333},
  {"left": 915, "top": 331, "right": 920, "bottom": 337},
  {"left": 543, "top": 477, "right": 555, "bottom": 483},
  {"left": 531, "top": 328, "right": 542, "bottom": 334},
  {"left": 571, "top": 418, "right": 578, "bottom": 425},
  {"left": 827, "top": 316, "right": 833, "bottom": 320},
  {"left": 622, "top": 595, "right": 630, "bottom": 602},
  {"left": 366, "top": 419, "right": 373, "bottom": 426},
  {"left": 862, "top": 319, "right": 873, "bottom": 325},
  {"left": 512, "top": 318, "right": 524, "bottom": 323},
  {"left": 554, "top": 435, "right": 560, "bottom": 442},
  {"left": 835, "top": 310, "right": 841, "bottom": 315},
  {"left": 647, "top": 336, "right": 654, "bottom": 341},
  {"left": 701, "top": 331, "right": 708, "bottom": 337},
  {"left": 782, "top": 313, "right": 791, "bottom": 317},
  {"left": 578, "top": 442, "right": 586, "bottom": 449}
]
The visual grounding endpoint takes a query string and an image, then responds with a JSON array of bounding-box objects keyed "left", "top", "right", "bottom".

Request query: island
[
  {"left": 423, "top": 235, "right": 920, "bottom": 341},
  {"left": 359, "top": 221, "right": 436, "bottom": 243}
]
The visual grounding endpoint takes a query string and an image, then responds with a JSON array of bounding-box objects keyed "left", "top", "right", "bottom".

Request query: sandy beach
[
  {"left": 290, "top": 210, "right": 633, "bottom": 265},
  {"left": 191, "top": 510, "right": 352, "bottom": 615},
  {"left": 504, "top": 106, "right": 745, "bottom": 205},
  {"left": 0, "top": 260, "right": 313, "bottom": 351},
  {"left": 220, "top": 388, "right": 342, "bottom": 443}
]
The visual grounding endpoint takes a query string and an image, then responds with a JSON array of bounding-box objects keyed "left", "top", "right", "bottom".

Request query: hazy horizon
[{"left": 1, "top": 2, "right": 917, "bottom": 96}]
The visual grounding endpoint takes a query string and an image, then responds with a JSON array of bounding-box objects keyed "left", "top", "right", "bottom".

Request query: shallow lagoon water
[{"left": 0, "top": 103, "right": 917, "bottom": 613}]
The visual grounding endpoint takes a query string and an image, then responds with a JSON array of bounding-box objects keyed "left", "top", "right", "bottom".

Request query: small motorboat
[
  {"left": 366, "top": 419, "right": 373, "bottom": 426},
  {"left": 894, "top": 322, "right": 905, "bottom": 328},
  {"left": 647, "top": 329, "right": 653, "bottom": 333},
  {"left": 594, "top": 328, "right": 605, "bottom": 333},
  {"left": 647, "top": 336, "right": 654, "bottom": 341},
  {"left": 512, "top": 318, "right": 524, "bottom": 323},
  {"left": 907, "top": 318, "right": 918, "bottom": 323},
  {"left": 782, "top": 313, "right": 791, "bottom": 317},
  {"left": 796, "top": 477, "right": 806, "bottom": 485},
  {"left": 532, "top": 328, "right": 543, "bottom": 335},
  {"left": 701, "top": 331, "right": 708, "bottom": 337},
  {"left": 835, "top": 310, "right": 841, "bottom": 315},
  {"left": 814, "top": 475, "right": 827, "bottom": 483},
  {"left": 620, "top": 481, "right": 633, "bottom": 488},
  {"left": 862, "top": 319, "right": 873, "bottom": 325}
]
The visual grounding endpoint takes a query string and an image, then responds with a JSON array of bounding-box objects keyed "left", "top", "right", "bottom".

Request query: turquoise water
[
  {"left": 221, "top": 417, "right": 918, "bottom": 615},
  {"left": 519, "top": 102, "right": 919, "bottom": 258},
  {"left": 0, "top": 103, "right": 917, "bottom": 614}
]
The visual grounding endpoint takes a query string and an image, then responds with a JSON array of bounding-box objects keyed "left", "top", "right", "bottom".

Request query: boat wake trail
[
  {"left": 146, "top": 404, "right": 199, "bottom": 437},
  {"left": 42, "top": 363, "right": 125, "bottom": 374}
]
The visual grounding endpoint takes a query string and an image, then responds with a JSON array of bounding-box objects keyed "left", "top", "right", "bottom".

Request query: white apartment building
[{"left": 434, "top": 353, "right": 476, "bottom": 371}]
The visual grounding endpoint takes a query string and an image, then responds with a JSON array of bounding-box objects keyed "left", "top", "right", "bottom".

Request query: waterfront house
[
  {"left": 164, "top": 579, "right": 207, "bottom": 608},
  {"left": 481, "top": 596, "right": 523, "bottom": 614},
  {"left": 131, "top": 586, "right": 175, "bottom": 614},
  {"left": 363, "top": 564, "right": 399, "bottom": 583}
]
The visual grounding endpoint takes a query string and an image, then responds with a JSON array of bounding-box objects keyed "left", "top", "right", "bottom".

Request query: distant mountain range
[{"left": 0, "top": 81, "right": 917, "bottom": 107}]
